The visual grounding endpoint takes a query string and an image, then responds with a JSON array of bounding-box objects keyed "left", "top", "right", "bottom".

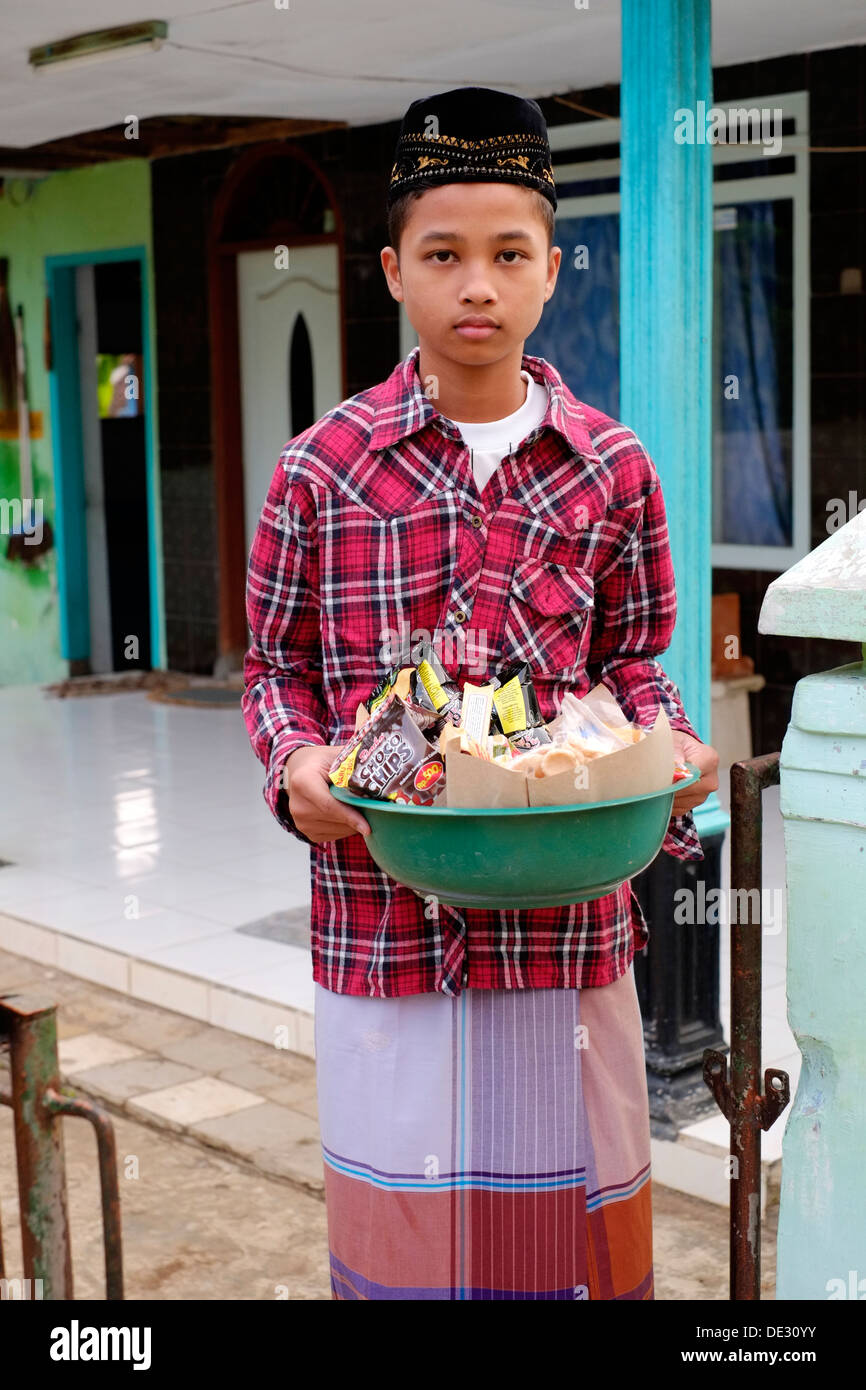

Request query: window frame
[{"left": 547, "top": 92, "right": 811, "bottom": 572}]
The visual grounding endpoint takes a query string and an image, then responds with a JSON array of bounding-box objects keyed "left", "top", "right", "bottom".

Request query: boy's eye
[{"left": 426, "top": 249, "right": 526, "bottom": 264}]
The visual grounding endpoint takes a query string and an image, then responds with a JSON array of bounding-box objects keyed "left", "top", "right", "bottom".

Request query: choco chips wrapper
[
  {"left": 491, "top": 662, "right": 552, "bottom": 752},
  {"left": 329, "top": 692, "right": 446, "bottom": 805}
]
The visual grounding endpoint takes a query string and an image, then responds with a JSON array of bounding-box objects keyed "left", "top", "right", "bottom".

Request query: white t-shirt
[{"left": 445, "top": 370, "right": 549, "bottom": 493}]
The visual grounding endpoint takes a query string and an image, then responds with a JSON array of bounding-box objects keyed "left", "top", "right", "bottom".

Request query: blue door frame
[{"left": 46, "top": 246, "right": 162, "bottom": 669}]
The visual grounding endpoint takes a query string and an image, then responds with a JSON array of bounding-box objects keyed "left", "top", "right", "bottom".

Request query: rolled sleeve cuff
[
  {"left": 662, "top": 809, "right": 704, "bottom": 861},
  {"left": 663, "top": 719, "right": 706, "bottom": 860},
  {"left": 264, "top": 730, "right": 328, "bottom": 847}
]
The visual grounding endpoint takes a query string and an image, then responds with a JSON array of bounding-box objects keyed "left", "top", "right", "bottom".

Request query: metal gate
[
  {"left": 0, "top": 991, "right": 123, "bottom": 1299},
  {"left": 703, "top": 753, "right": 791, "bottom": 1300}
]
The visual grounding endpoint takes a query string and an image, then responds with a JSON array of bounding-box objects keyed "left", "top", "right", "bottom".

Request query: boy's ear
[
  {"left": 543, "top": 244, "right": 562, "bottom": 301},
  {"left": 380, "top": 246, "right": 404, "bottom": 302}
]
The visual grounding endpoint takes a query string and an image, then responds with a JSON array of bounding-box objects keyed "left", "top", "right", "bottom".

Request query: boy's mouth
[{"left": 454, "top": 314, "right": 499, "bottom": 341}]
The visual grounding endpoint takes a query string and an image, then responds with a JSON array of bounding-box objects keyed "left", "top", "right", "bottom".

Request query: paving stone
[
  {"left": 216, "top": 1061, "right": 290, "bottom": 1092},
  {"left": 70, "top": 1056, "right": 201, "bottom": 1102},
  {"left": 260, "top": 1140, "right": 326, "bottom": 1192},
  {"left": 0, "top": 954, "right": 50, "bottom": 989},
  {"left": 107, "top": 1008, "right": 206, "bottom": 1051},
  {"left": 189, "top": 1102, "right": 324, "bottom": 1189},
  {"left": 5, "top": 956, "right": 160, "bottom": 1037},
  {"left": 258, "top": 1078, "right": 318, "bottom": 1121},
  {"left": 59, "top": 1032, "right": 144, "bottom": 1073},
  {"left": 129, "top": 1075, "right": 265, "bottom": 1127},
  {"left": 256, "top": 1048, "right": 317, "bottom": 1084},
  {"left": 157, "top": 1027, "right": 270, "bottom": 1072},
  {"left": 52, "top": 991, "right": 141, "bottom": 1033}
]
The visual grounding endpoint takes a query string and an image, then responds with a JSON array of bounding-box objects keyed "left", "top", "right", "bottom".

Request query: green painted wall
[{"left": 0, "top": 159, "right": 157, "bottom": 686}]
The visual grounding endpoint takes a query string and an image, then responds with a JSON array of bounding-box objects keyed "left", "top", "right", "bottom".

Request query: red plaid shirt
[{"left": 242, "top": 347, "right": 704, "bottom": 998}]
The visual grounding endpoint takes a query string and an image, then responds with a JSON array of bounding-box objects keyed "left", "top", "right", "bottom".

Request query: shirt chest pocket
[{"left": 502, "top": 558, "right": 596, "bottom": 681}]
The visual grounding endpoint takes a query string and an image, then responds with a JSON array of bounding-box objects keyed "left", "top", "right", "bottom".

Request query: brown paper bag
[{"left": 444, "top": 685, "right": 674, "bottom": 810}]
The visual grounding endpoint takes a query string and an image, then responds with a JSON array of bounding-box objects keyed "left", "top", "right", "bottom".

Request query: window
[
  {"left": 288, "top": 312, "right": 315, "bottom": 436},
  {"left": 525, "top": 93, "right": 810, "bottom": 571}
]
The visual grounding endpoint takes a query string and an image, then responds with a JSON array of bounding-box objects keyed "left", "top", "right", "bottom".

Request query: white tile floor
[
  {"left": 0, "top": 684, "right": 797, "bottom": 1101},
  {"left": 0, "top": 685, "right": 314, "bottom": 1021}
]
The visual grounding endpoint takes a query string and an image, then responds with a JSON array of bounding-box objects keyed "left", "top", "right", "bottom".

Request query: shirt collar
[{"left": 368, "top": 345, "right": 601, "bottom": 462}]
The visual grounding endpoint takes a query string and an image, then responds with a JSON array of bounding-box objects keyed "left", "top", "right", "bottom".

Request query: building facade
[{"left": 0, "top": 44, "right": 863, "bottom": 756}]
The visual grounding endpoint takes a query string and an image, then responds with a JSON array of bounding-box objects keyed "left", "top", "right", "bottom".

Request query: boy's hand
[
  {"left": 282, "top": 745, "right": 371, "bottom": 844},
  {"left": 671, "top": 730, "right": 720, "bottom": 817}
]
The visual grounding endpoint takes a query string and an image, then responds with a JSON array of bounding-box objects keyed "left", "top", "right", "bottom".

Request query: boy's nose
[
  {"left": 460, "top": 292, "right": 495, "bottom": 304},
  {"left": 459, "top": 277, "right": 497, "bottom": 304}
]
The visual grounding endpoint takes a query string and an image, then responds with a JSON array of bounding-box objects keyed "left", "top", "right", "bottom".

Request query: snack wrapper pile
[{"left": 329, "top": 642, "right": 692, "bottom": 810}]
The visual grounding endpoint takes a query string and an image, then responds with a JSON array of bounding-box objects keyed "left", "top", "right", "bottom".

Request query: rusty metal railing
[
  {"left": 0, "top": 992, "right": 124, "bottom": 1299},
  {"left": 702, "top": 752, "right": 791, "bottom": 1301}
]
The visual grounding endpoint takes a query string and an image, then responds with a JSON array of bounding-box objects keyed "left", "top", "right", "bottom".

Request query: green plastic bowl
[{"left": 330, "top": 764, "right": 702, "bottom": 909}]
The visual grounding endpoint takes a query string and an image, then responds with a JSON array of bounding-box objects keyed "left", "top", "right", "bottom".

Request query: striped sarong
[{"left": 313, "top": 964, "right": 653, "bottom": 1300}]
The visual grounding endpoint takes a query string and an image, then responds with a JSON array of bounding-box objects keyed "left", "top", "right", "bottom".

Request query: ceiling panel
[{"left": 0, "top": 0, "right": 863, "bottom": 148}]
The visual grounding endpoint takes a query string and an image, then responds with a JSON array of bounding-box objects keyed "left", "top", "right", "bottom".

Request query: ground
[{"left": 0, "top": 946, "right": 777, "bottom": 1301}]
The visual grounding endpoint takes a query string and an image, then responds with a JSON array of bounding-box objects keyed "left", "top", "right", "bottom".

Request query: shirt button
[
  {"left": 453, "top": 610, "right": 467, "bottom": 624},
  {"left": 469, "top": 515, "right": 483, "bottom": 529}
]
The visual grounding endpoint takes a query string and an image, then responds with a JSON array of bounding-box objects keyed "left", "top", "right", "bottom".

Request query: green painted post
[
  {"left": 619, "top": 0, "right": 729, "bottom": 1130},
  {"left": 620, "top": 0, "right": 727, "bottom": 842},
  {"left": 4, "top": 995, "right": 74, "bottom": 1299},
  {"left": 759, "top": 509, "right": 866, "bottom": 1299}
]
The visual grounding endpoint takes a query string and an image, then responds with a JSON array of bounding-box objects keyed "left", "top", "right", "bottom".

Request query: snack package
[
  {"left": 490, "top": 662, "right": 552, "bottom": 751},
  {"left": 365, "top": 663, "right": 443, "bottom": 735},
  {"left": 368, "top": 664, "right": 413, "bottom": 716},
  {"left": 330, "top": 692, "right": 446, "bottom": 805},
  {"left": 410, "top": 640, "right": 463, "bottom": 728},
  {"left": 544, "top": 691, "right": 634, "bottom": 757},
  {"left": 459, "top": 681, "right": 496, "bottom": 744}
]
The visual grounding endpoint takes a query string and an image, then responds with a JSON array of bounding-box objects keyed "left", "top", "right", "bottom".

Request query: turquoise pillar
[
  {"left": 620, "top": 0, "right": 727, "bottom": 840},
  {"left": 760, "top": 511, "right": 866, "bottom": 1299}
]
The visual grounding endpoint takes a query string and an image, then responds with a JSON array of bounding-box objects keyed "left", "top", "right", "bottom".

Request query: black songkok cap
[{"left": 387, "top": 86, "right": 557, "bottom": 210}]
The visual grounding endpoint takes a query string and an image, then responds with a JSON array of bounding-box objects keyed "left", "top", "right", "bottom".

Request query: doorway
[
  {"left": 209, "top": 143, "right": 345, "bottom": 662},
  {"left": 236, "top": 243, "right": 342, "bottom": 558},
  {"left": 47, "top": 248, "right": 158, "bottom": 673}
]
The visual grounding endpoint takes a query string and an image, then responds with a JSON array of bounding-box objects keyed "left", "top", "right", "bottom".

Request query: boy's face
[{"left": 381, "top": 182, "right": 561, "bottom": 368}]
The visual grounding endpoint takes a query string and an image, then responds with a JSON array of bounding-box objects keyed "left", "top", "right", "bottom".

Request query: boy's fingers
[
  {"left": 338, "top": 809, "right": 370, "bottom": 837},
  {"left": 344, "top": 806, "right": 371, "bottom": 836},
  {"left": 286, "top": 746, "right": 370, "bottom": 841},
  {"left": 316, "top": 760, "right": 370, "bottom": 836},
  {"left": 313, "top": 780, "right": 367, "bottom": 831},
  {"left": 303, "top": 785, "right": 370, "bottom": 840},
  {"left": 309, "top": 816, "right": 370, "bottom": 843}
]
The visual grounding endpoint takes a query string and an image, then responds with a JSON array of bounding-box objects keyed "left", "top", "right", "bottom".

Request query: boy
[{"left": 242, "top": 86, "right": 719, "bottom": 1300}]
